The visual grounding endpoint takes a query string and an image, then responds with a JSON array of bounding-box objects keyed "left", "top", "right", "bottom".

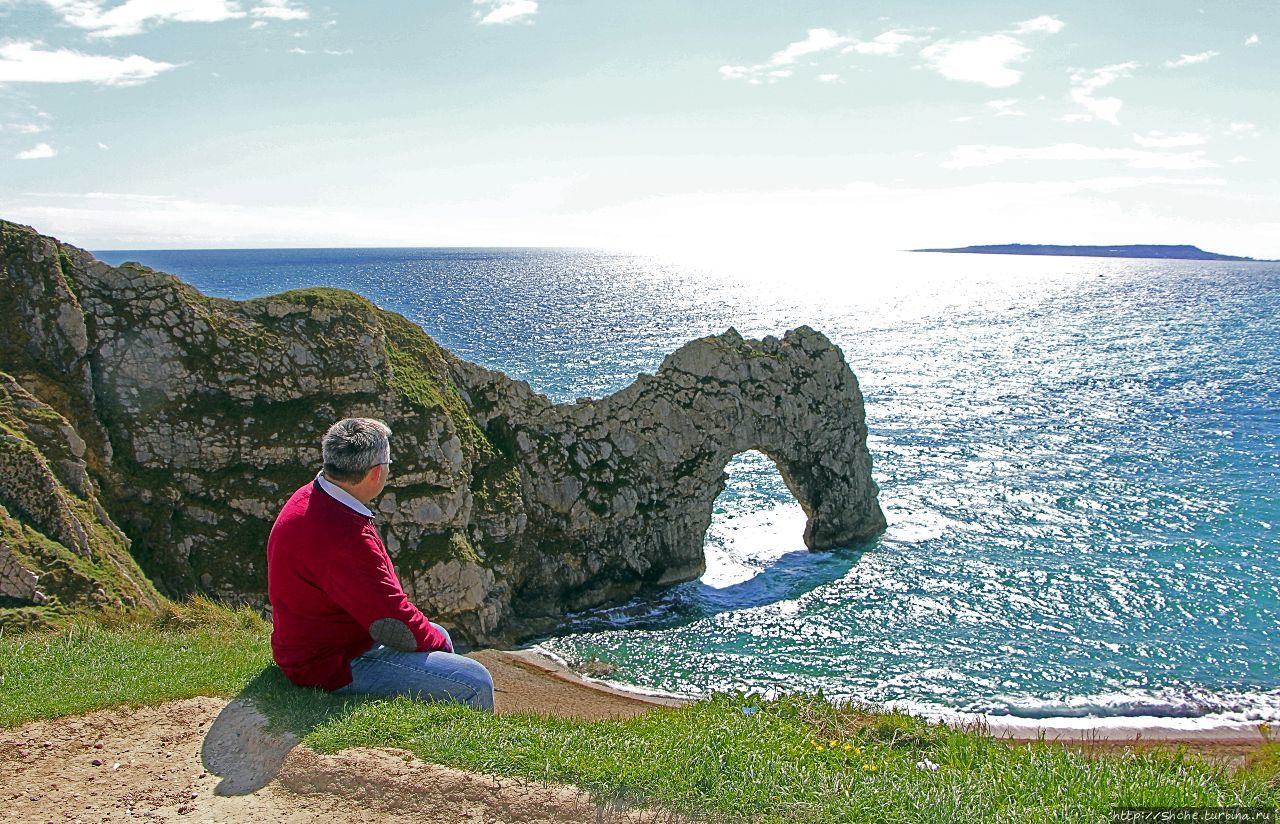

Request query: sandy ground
[
  {"left": 0, "top": 651, "right": 685, "bottom": 824},
  {"left": 1, "top": 650, "right": 1270, "bottom": 823},
  {"left": 472, "top": 649, "right": 684, "bottom": 720}
]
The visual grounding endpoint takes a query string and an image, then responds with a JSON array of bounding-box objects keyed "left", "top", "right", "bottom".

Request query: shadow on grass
[{"left": 200, "top": 665, "right": 374, "bottom": 795}]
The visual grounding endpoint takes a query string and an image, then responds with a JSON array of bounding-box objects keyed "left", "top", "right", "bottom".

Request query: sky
[{"left": 0, "top": 0, "right": 1276, "bottom": 259}]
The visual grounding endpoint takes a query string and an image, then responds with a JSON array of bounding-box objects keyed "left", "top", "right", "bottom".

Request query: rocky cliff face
[{"left": 0, "top": 220, "right": 885, "bottom": 643}]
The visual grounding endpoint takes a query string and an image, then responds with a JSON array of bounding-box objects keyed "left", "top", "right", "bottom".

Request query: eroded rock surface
[
  {"left": 452, "top": 325, "right": 886, "bottom": 630},
  {"left": 0, "top": 219, "right": 884, "bottom": 642},
  {"left": 0, "top": 372, "right": 160, "bottom": 622}
]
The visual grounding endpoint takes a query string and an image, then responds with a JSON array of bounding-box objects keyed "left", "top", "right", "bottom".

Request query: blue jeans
[{"left": 334, "top": 624, "right": 494, "bottom": 712}]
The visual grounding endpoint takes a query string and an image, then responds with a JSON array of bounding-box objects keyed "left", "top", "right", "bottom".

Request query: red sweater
[{"left": 267, "top": 480, "right": 450, "bottom": 690}]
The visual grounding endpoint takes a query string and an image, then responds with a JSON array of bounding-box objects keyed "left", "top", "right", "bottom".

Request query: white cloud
[
  {"left": 1245, "top": 34, "right": 1260, "bottom": 46},
  {"left": 1068, "top": 62, "right": 1137, "bottom": 125},
  {"left": 1132, "top": 131, "right": 1205, "bottom": 148},
  {"left": 16, "top": 143, "right": 56, "bottom": 160},
  {"left": 718, "top": 65, "right": 753, "bottom": 81},
  {"left": 1229, "top": 155, "right": 1249, "bottom": 164},
  {"left": 921, "top": 34, "right": 1030, "bottom": 87},
  {"left": 287, "top": 47, "right": 308, "bottom": 54},
  {"left": 1165, "top": 50, "right": 1218, "bottom": 68},
  {"left": 986, "top": 99, "right": 1024, "bottom": 117},
  {"left": 721, "top": 28, "right": 852, "bottom": 84},
  {"left": 323, "top": 48, "right": 352, "bottom": 56},
  {"left": 772, "top": 28, "right": 852, "bottom": 65},
  {"left": 251, "top": 1, "right": 308, "bottom": 21},
  {"left": 920, "top": 16, "right": 1064, "bottom": 88},
  {"left": 0, "top": 41, "right": 177, "bottom": 86},
  {"left": 250, "top": 19, "right": 267, "bottom": 28},
  {"left": 22, "top": 191, "right": 177, "bottom": 201},
  {"left": 40, "top": 0, "right": 245, "bottom": 38},
  {"left": 1057, "top": 113, "right": 1092, "bottom": 123},
  {"left": 722, "top": 27, "right": 926, "bottom": 84},
  {"left": 474, "top": 0, "right": 537, "bottom": 25},
  {"left": 851, "top": 30, "right": 923, "bottom": 56},
  {"left": 943, "top": 143, "right": 1217, "bottom": 171},
  {"left": 5, "top": 122, "right": 49, "bottom": 134},
  {"left": 98, "top": 141, "right": 109, "bottom": 149},
  {"left": 1228, "top": 122, "right": 1261, "bottom": 137},
  {"left": 817, "top": 73, "right": 841, "bottom": 83},
  {"left": 1014, "top": 15, "right": 1065, "bottom": 35}
]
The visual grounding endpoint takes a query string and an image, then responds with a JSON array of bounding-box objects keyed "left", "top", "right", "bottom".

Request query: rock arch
[{"left": 452, "top": 325, "right": 887, "bottom": 631}]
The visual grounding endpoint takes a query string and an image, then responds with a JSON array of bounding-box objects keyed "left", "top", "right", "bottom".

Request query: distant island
[{"left": 911, "top": 244, "right": 1265, "bottom": 261}]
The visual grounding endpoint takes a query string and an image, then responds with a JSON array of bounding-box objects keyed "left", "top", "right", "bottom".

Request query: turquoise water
[{"left": 96, "top": 247, "right": 1280, "bottom": 723}]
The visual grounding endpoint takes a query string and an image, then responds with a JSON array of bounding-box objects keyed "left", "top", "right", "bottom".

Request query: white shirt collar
[{"left": 315, "top": 471, "right": 374, "bottom": 518}]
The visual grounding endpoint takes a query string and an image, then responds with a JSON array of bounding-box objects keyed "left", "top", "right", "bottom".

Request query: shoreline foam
[{"left": 526, "top": 646, "right": 1276, "bottom": 743}]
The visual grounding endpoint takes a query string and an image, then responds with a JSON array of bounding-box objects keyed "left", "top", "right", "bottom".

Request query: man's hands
[
  {"left": 369, "top": 616, "right": 454, "bottom": 653},
  {"left": 369, "top": 617, "right": 419, "bottom": 652}
]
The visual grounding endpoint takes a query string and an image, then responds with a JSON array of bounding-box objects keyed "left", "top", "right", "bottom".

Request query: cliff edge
[{"left": 0, "top": 220, "right": 885, "bottom": 644}]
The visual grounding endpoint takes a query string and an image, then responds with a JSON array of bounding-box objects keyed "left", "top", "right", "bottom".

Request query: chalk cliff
[{"left": 0, "top": 220, "right": 885, "bottom": 643}]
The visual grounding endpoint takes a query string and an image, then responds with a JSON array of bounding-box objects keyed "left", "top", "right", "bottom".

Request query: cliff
[{"left": 0, "top": 220, "right": 886, "bottom": 644}]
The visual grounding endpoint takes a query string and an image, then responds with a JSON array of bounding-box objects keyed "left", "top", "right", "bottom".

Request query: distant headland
[{"left": 911, "top": 244, "right": 1268, "bottom": 262}]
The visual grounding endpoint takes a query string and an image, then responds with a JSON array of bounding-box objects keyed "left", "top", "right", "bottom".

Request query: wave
[
  {"left": 871, "top": 689, "right": 1280, "bottom": 737},
  {"left": 956, "top": 688, "right": 1280, "bottom": 720},
  {"left": 532, "top": 645, "right": 1280, "bottom": 736}
]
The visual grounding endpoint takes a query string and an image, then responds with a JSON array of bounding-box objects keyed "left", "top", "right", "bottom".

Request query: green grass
[
  {"left": 2, "top": 601, "right": 1277, "bottom": 823},
  {"left": 0, "top": 599, "right": 269, "bottom": 722}
]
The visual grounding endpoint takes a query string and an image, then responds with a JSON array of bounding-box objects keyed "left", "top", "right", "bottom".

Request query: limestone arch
[
  {"left": 650, "top": 327, "right": 885, "bottom": 555},
  {"left": 452, "top": 323, "right": 888, "bottom": 636}
]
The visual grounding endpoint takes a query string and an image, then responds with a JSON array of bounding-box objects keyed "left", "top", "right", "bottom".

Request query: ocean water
[{"left": 95, "top": 247, "right": 1280, "bottom": 727}]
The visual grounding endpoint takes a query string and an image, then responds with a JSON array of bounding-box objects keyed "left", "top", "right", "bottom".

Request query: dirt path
[{"left": 0, "top": 651, "right": 686, "bottom": 824}]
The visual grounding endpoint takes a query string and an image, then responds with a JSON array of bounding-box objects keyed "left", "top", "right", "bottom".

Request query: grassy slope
[{"left": 1, "top": 602, "right": 1276, "bottom": 823}]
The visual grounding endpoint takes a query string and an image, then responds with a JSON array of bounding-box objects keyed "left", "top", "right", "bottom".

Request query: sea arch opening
[{"left": 700, "top": 449, "right": 812, "bottom": 593}]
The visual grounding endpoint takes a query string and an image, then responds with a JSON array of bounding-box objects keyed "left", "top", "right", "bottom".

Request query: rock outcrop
[
  {"left": 0, "top": 364, "right": 161, "bottom": 626},
  {"left": 0, "top": 220, "right": 885, "bottom": 643}
]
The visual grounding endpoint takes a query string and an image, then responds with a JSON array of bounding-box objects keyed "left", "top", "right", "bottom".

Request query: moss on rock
[{"left": 0, "top": 374, "right": 160, "bottom": 615}]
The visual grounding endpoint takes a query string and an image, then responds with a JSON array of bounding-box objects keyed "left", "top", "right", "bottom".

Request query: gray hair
[{"left": 322, "top": 418, "right": 391, "bottom": 482}]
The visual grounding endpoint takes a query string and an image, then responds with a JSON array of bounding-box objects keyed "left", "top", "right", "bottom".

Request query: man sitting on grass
[{"left": 267, "top": 417, "right": 494, "bottom": 710}]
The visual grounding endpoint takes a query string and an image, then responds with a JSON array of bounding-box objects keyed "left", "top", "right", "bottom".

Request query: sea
[{"left": 93, "top": 246, "right": 1280, "bottom": 732}]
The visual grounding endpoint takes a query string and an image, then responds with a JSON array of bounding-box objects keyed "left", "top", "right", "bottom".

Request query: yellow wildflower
[
  {"left": 843, "top": 744, "right": 853, "bottom": 752},
  {"left": 830, "top": 739, "right": 839, "bottom": 748}
]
